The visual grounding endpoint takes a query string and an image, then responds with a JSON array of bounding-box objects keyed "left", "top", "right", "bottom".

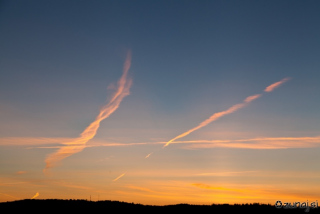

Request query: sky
[{"left": 1, "top": 0, "right": 320, "bottom": 205}]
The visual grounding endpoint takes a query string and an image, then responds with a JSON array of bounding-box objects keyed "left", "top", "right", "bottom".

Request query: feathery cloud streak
[
  {"left": 44, "top": 51, "right": 132, "bottom": 171},
  {"left": 164, "top": 78, "right": 289, "bottom": 147}
]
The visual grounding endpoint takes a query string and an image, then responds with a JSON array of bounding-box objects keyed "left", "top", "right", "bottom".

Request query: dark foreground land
[{"left": 0, "top": 199, "right": 318, "bottom": 213}]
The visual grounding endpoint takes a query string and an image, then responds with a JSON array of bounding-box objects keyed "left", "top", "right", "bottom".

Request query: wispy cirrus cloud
[{"left": 44, "top": 50, "right": 133, "bottom": 172}]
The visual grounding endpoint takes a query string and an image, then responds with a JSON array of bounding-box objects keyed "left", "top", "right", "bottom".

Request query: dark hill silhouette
[{"left": 0, "top": 199, "right": 316, "bottom": 213}]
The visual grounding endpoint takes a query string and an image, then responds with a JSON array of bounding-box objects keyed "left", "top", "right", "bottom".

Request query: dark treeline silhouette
[{"left": 0, "top": 199, "right": 317, "bottom": 213}]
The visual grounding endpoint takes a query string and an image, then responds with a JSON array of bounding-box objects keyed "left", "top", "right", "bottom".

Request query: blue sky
[{"left": 1, "top": 0, "right": 320, "bottom": 204}]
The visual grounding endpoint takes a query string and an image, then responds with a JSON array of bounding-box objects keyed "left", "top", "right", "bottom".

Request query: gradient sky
[{"left": 1, "top": 0, "right": 320, "bottom": 205}]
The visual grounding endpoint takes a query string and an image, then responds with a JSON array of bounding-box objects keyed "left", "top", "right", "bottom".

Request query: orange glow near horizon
[
  {"left": 2, "top": 168, "right": 320, "bottom": 205},
  {"left": 3, "top": 1, "right": 320, "bottom": 207}
]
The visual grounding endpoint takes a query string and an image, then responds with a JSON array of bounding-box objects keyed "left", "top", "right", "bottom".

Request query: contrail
[
  {"left": 31, "top": 192, "right": 39, "bottom": 199},
  {"left": 44, "top": 51, "right": 132, "bottom": 172},
  {"left": 163, "top": 94, "right": 261, "bottom": 147},
  {"left": 145, "top": 152, "right": 153, "bottom": 159},
  {"left": 113, "top": 173, "right": 126, "bottom": 182},
  {"left": 178, "top": 136, "right": 320, "bottom": 149},
  {"left": 264, "top": 77, "right": 290, "bottom": 92},
  {"left": 164, "top": 78, "right": 290, "bottom": 148}
]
